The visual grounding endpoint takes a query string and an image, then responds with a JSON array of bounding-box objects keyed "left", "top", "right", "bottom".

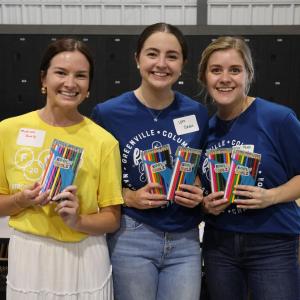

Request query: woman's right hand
[
  {"left": 202, "top": 191, "right": 229, "bottom": 215},
  {"left": 123, "top": 183, "right": 168, "bottom": 209},
  {"left": 14, "top": 182, "right": 50, "bottom": 208}
]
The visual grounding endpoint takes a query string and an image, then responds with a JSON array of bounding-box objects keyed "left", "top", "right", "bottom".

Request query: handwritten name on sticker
[
  {"left": 173, "top": 115, "right": 199, "bottom": 136},
  {"left": 17, "top": 128, "right": 45, "bottom": 147}
]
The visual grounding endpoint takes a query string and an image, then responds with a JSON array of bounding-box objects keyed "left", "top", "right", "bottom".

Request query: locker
[
  {"left": 5, "top": 87, "right": 40, "bottom": 119},
  {"left": 174, "top": 79, "right": 197, "bottom": 98},
  {"left": 78, "top": 35, "right": 107, "bottom": 116},
  {"left": 261, "top": 36, "right": 292, "bottom": 81},
  {"left": 104, "top": 36, "right": 137, "bottom": 77},
  {"left": 104, "top": 77, "right": 132, "bottom": 101},
  {"left": 288, "top": 35, "right": 300, "bottom": 117}
]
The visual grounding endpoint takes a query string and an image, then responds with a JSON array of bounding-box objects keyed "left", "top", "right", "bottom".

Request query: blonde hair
[{"left": 198, "top": 36, "right": 254, "bottom": 94}]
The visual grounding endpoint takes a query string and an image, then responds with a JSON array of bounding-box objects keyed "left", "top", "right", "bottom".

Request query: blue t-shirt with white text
[
  {"left": 91, "top": 91, "right": 209, "bottom": 232},
  {"left": 201, "top": 98, "right": 300, "bottom": 234}
]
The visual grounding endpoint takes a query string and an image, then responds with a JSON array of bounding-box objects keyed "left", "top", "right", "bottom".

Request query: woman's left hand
[
  {"left": 53, "top": 185, "right": 80, "bottom": 229},
  {"left": 174, "top": 184, "right": 203, "bottom": 208},
  {"left": 233, "top": 185, "right": 275, "bottom": 209}
]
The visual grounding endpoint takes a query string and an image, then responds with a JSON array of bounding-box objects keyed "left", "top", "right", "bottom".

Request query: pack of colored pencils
[
  {"left": 40, "top": 139, "right": 83, "bottom": 199},
  {"left": 207, "top": 148, "right": 232, "bottom": 193},
  {"left": 142, "top": 144, "right": 173, "bottom": 195},
  {"left": 224, "top": 150, "right": 261, "bottom": 203},
  {"left": 167, "top": 147, "right": 202, "bottom": 201}
]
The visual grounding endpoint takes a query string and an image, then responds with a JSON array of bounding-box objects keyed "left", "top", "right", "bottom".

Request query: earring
[
  {"left": 137, "top": 65, "right": 140, "bottom": 69},
  {"left": 41, "top": 86, "right": 47, "bottom": 94},
  {"left": 86, "top": 91, "right": 90, "bottom": 98}
]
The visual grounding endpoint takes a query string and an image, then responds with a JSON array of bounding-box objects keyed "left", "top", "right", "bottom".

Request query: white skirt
[{"left": 6, "top": 230, "right": 113, "bottom": 300}]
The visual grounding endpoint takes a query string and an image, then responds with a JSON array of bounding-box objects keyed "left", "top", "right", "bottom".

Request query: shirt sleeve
[
  {"left": 0, "top": 124, "right": 9, "bottom": 195},
  {"left": 90, "top": 105, "right": 103, "bottom": 126}
]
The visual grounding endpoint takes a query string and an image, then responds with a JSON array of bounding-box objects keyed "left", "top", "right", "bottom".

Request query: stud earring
[
  {"left": 137, "top": 65, "right": 140, "bottom": 69},
  {"left": 41, "top": 86, "right": 47, "bottom": 94},
  {"left": 86, "top": 91, "right": 90, "bottom": 98}
]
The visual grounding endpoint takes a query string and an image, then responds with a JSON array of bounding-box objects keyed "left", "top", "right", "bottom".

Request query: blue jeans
[
  {"left": 203, "top": 226, "right": 300, "bottom": 300},
  {"left": 107, "top": 214, "right": 202, "bottom": 300}
]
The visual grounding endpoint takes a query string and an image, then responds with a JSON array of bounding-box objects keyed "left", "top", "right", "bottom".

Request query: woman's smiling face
[
  {"left": 42, "top": 50, "right": 90, "bottom": 111},
  {"left": 205, "top": 48, "right": 248, "bottom": 109},
  {"left": 136, "top": 31, "right": 184, "bottom": 92}
]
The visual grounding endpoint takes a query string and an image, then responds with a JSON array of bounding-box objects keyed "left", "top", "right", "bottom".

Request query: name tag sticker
[
  {"left": 173, "top": 115, "right": 199, "bottom": 135},
  {"left": 17, "top": 128, "right": 45, "bottom": 147},
  {"left": 233, "top": 144, "right": 254, "bottom": 153}
]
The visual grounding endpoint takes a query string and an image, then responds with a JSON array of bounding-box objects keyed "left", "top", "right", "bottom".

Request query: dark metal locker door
[
  {"left": 243, "top": 35, "right": 263, "bottom": 99},
  {"left": 104, "top": 35, "right": 137, "bottom": 100},
  {"left": 186, "top": 35, "right": 214, "bottom": 104},
  {"left": 0, "top": 35, "right": 10, "bottom": 120},
  {"left": 256, "top": 36, "right": 293, "bottom": 107},
  {"left": 77, "top": 35, "right": 106, "bottom": 117},
  {"left": 4, "top": 35, "right": 48, "bottom": 118},
  {"left": 289, "top": 35, "right": 300, "bottom": 117},
  {"left": 172, "top": 35, "right": 197, "bottom": 99}
]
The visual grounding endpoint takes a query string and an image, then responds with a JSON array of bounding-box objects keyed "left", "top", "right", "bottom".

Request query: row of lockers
[{"left": 0, "top": 34, "right": 300, "bottom": 119}]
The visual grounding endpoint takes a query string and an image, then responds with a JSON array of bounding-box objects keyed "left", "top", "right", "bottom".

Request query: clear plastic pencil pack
[
  {"left": 167, "top": 147, "right": 202, "bottom": 201},
  {"left": 224, "top": 149, "right": 261, "bottom": 203},
  {"left": 206, "top": 148, "right": 232, "bottom": 193},
  {"left": 142, "top": 144, "right": 173, "bottom": 196},
  {"left": 40, "top": 139, "right": 83, "bottom": 199}
]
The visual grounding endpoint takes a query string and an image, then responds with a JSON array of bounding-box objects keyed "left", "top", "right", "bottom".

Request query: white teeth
[
  {"left": 217, "top": 87, "right": 233, "bottom": 92},
  {"left": 153, "top": 72, "right": 168, "bottom": 77},
  {"left": 60, "top": 91, "right": 78, "bottom": 97}
]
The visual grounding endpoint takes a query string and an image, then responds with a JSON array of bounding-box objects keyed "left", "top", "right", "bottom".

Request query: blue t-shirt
[
  {"left": 91, "top": 91, "right": 209, "bottom": 232},
  {"left": 201, "top": 97, "right": 300, "bottom": 234}
]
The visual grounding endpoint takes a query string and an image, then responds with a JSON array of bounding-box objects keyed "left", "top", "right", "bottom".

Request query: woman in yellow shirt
[{"left": 0, "top": 38, "right": 123, "bottom": 299}]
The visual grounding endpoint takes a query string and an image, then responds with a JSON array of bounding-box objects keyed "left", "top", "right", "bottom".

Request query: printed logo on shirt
[
  {"left": 121, "top": 129, "right": 189, "bottom": 189},
  {"left": 14, "top": 147, "right": 50, "bottom": 182}
]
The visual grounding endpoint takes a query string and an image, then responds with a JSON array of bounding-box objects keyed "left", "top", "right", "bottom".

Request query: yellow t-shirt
[{"left": 0, "top": 111, "right": 123, "bottom": 242}]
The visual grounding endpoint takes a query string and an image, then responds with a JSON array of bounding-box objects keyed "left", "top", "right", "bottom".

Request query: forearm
[
  {"left": 74, "top": 205, "right": 121, "bottom": 235},
  {"left": 271, "top": 175, "right": 300, "bottom": 205},
  {"left": 0, "top": 193, "right": 25, "bottom": 216}
]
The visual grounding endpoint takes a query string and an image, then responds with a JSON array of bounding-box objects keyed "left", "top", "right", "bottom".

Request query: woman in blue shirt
[
  {"left": 199, "top": 36, "right": 300, "bottom": 300},
  {"left": 91, "top": 23, "right": 209, "bottom": 300}
]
